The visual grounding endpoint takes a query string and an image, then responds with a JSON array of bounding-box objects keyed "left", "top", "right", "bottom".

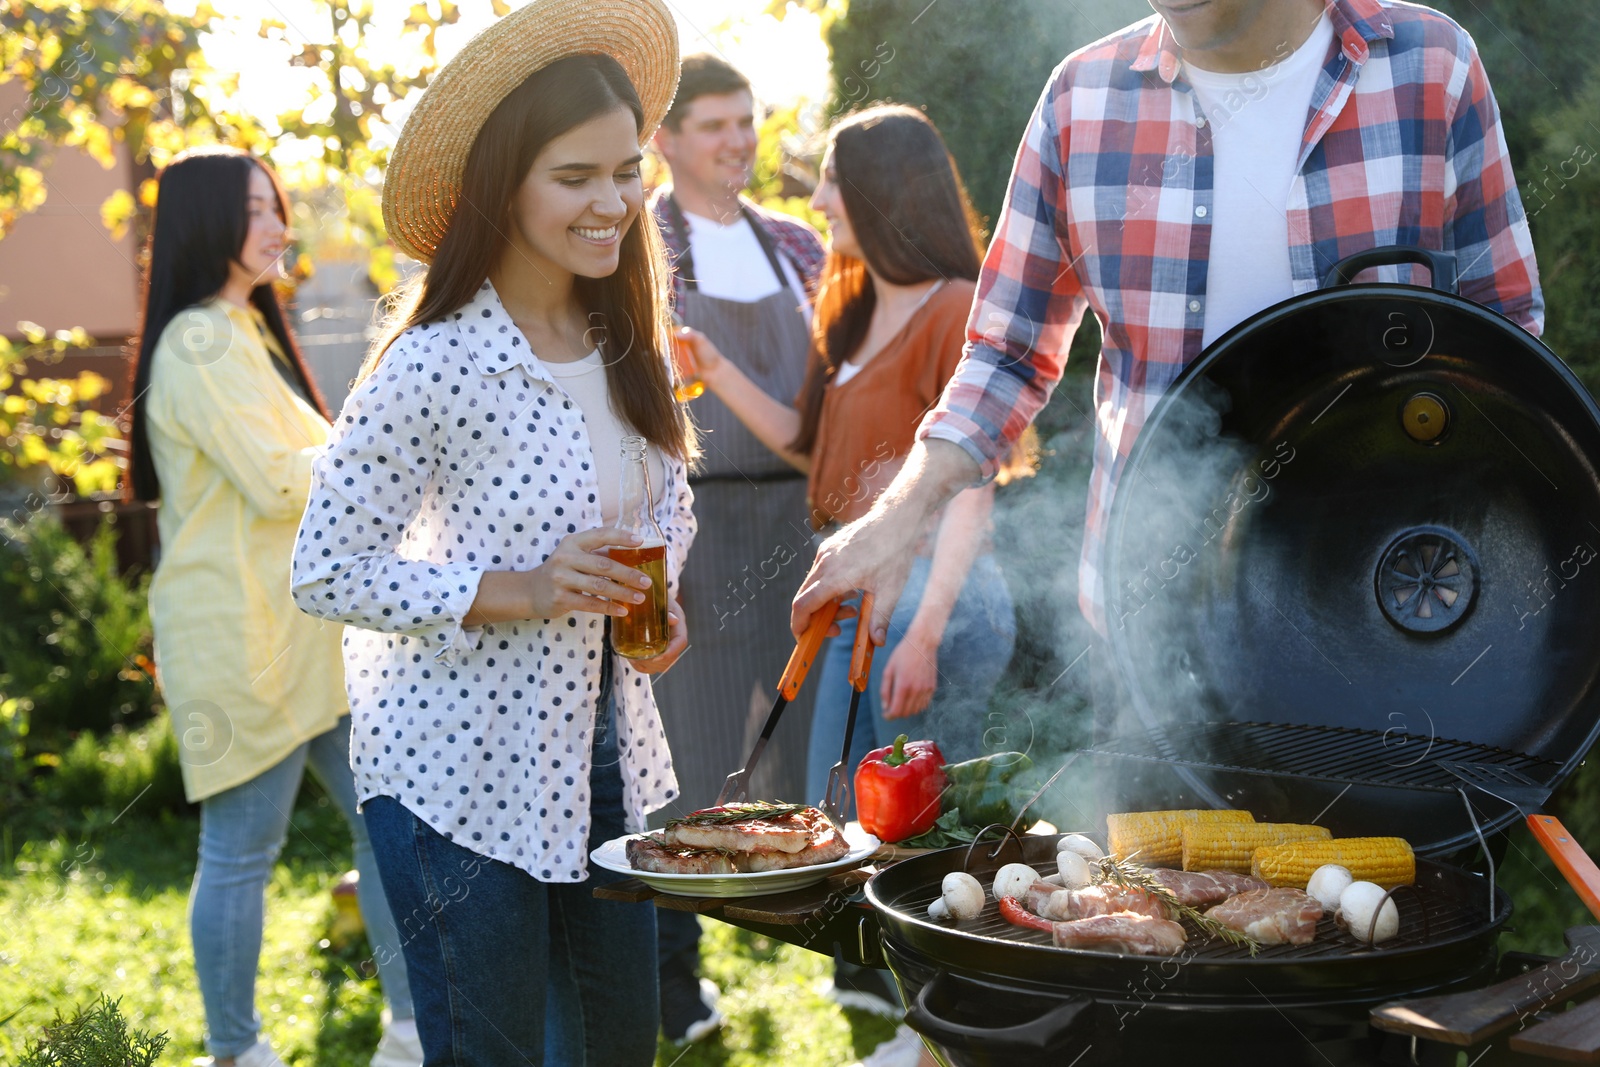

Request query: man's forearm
[{"left": 867, "top": 438, "right": 982, "bottom": 529}]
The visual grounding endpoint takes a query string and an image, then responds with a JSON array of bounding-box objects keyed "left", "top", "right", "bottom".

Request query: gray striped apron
[{"left": 650, "top": 204, "right": 818, "bottom": 816}]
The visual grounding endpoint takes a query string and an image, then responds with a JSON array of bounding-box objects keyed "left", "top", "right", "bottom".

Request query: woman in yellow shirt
[{"left": 124, "top": 146, "right": 416, "bottom": 1067}]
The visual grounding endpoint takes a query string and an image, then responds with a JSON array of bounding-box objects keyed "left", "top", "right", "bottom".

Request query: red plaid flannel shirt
[{"left": 918, "top": 0, "right": 1542, "bottom": 633}]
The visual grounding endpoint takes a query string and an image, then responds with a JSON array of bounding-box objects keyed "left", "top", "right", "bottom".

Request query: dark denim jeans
[{"left": 363, "top": 682, "right": 657, "bottom": 1066}]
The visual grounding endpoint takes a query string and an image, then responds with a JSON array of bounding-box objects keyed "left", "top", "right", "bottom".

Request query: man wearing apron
[{"left": 648, "top": 54, "right": 825, "bottom": 1044}]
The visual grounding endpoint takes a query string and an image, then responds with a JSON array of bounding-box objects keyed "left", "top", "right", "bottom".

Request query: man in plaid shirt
[{"left": 794, "top": 0, "right": 1540, "bottom": 652}]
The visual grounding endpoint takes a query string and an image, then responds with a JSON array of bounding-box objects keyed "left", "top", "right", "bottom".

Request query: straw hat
[{"left": 382, "top": 0, "right": 680, "bottom": 263}]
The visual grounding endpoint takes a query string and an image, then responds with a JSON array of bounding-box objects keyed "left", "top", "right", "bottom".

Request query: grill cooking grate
[
  {"left": 897, "top": 879, "right": 1485, "bottom": 961},
  {"left": 1087, "top": 720, "right": 1558, "bottom": 793}
]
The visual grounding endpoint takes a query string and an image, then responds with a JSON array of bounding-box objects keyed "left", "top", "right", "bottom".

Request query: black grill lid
[{"left": 1100, "top": 247, "right": 1600, "bottom": 856}]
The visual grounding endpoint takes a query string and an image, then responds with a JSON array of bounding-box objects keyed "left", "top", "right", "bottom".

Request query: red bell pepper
[{"left": 854, "top": 734, "right": 945, "bottom": 843}]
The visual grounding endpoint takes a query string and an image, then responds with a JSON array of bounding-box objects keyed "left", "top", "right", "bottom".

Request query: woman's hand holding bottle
[{"left": 525, "top": 526, "right": 654, "bottom": 619}]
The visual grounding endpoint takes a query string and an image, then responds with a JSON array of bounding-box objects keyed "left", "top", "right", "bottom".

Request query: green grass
[{"left": 0, "top": 794, "right": 895, "bottom": 1067}]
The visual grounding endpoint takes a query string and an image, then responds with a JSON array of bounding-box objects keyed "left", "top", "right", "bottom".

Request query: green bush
[
  {"left": 824, "top": 0, "right": 1147, "bottom": 226},
  {"left": 34, "top": 715, "right": 186, "bottom": 823},
  {"left": 0, "top": 515, "right": 156, "bottom": 745}
]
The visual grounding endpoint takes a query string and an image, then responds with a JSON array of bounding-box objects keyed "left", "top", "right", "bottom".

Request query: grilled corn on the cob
[
  {"left": 1181, "top": 822, "right": 1331, "bottom": 873},
  {"left": 1251, "top": 837, "right": 1415, "bottom": 888},
  {"left": 1106, "top": 808, "right": 1254, "bottom": 867}
]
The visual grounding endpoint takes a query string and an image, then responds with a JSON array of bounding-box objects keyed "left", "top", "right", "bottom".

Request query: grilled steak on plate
[{"left": 627, "top": 803, "right": 851, "bottom": 875}]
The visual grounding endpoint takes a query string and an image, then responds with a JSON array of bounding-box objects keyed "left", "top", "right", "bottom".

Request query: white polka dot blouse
[{"left": 291, "top": 280, "right": 696, "bottom": 882}]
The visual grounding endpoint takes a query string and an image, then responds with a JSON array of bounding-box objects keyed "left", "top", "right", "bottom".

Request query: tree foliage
[
  {"left": 1429, "top": 0, "right": 1600, "bottom": 386},
  {"left": 0, "top": 0, "right": 465, "bottom": 292},
  {"left": 0, "top": 0, "right": 213, "bottom": 238},
  {"left": 823, "top": 0, "right": 1104, "bottom": 229},
  {"left": 257, "top": 0, "right": 469, "bottom": 290}
]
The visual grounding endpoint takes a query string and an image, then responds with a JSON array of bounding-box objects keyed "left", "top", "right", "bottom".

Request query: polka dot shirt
[{"left": 291, "top": 280, "right": 696, "bottom": 882}]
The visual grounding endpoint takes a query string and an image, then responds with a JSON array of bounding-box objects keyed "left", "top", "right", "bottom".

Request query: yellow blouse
[{"left": 145, "top": 298, "right": 346, "bottom": 801}]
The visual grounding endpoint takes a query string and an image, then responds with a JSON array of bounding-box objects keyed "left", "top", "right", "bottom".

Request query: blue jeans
[
  {"left": 362, "top": 683, "right": 658, "bottom": 1067},
  {"left": 805, "top": 553, "right": 1017, "bottom": 815},
  {"left": 190, "top": 715, "right": 412, "bottom": 1058}
]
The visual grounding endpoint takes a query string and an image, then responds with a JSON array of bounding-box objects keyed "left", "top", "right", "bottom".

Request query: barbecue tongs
[
  {"left": 715, "top": 598, "right": 840, "bottom": 807},
  {"left": 821, "top": 593, "right": 876, "bottom": 830}
]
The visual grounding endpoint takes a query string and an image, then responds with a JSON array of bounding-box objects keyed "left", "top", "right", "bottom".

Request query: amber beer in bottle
[{"left": 612, "top": 435, "right": 670, "bottom": 658}]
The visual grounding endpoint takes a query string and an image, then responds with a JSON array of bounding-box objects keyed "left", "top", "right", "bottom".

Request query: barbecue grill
[{"left": 856, "top": 248, "right": 1600, "bottom": 1066}]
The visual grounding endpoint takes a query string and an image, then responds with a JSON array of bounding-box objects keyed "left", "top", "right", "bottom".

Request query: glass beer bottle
[{"left": 611, "top": 435, "right": 670, "bottom": 658}]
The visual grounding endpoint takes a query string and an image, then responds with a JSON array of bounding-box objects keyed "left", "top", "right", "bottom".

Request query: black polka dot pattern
[{"left": 291, "top": 280, "right": 695, "bottom": 882}]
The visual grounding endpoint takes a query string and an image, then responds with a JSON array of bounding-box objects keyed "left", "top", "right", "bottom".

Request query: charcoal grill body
[
  {"left": 857, "top": 249, "right": 1600, "bottom": 1065},
  {"left": 866, "top": 833, "right": 1508, "bottom": 1066},
  {"left": 1100, "top": 248, "right": 1600, "bottom": 854}
]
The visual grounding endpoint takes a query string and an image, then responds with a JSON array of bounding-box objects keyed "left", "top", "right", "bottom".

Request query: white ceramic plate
[{"left": 591, "top": 822, "right": 881, "bottom": 898}]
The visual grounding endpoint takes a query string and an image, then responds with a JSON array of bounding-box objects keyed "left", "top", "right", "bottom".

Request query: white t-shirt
[
  {"left": 544, "top": 350, "right": 666, "bottom": 525},
  {"left": 1187, "top": 14, "right": 1334, "bottom": 347},
  {"left": 681, "top": 207, "right": 809, "bottom": 312}
]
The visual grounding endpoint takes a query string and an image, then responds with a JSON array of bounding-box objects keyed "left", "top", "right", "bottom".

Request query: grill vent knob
[
  {"left": 1376, "top": 527, "right": 1479, "bottom": 635},
  {"left": 1401, "top": 392, "right": 1449, "bottom": 443}
]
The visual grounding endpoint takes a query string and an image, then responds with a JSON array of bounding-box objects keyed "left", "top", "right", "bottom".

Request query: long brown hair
[
  {"left": 791, "top": 105, "right": 1034, "bottom": 483},
  {"left": 362, "top": 54, "right": 691, "bottom": 460},
  {"left": 789, "top": 105, "right": 983, "bottom": 456},
  {"left": 125, "top": 147, "right": 329, "bottom": 502}
]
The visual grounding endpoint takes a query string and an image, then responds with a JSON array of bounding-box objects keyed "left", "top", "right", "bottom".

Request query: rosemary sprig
[
  {"left": 1096, "top": 855, "right": 1260, "bottom": 956},
  {"left": 666, "top": 801, "right": 808, "bottom": 828}
]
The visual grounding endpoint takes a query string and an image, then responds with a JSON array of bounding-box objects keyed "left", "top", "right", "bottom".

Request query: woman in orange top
[{"left": 683, "top": 104, "right": 1031, "bottom": 806}]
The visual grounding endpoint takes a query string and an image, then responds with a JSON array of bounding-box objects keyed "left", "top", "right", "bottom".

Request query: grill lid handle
[
  {"left": 906, "top": 969, "right": 1093, "bottom": 1053},
  {"left": 1320, "top": 245, "right": 1458, "bottom": 293}
]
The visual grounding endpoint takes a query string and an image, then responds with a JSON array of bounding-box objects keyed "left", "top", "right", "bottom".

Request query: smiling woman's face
[
  {"left": 809, "top": 147, "right": 861, "bottom": 260},
  {"left": 233, "top": 164, "right": 287, "bottom": 286},
  {"left": 504, "top": 106, "right": 645, "bottom": 281}
]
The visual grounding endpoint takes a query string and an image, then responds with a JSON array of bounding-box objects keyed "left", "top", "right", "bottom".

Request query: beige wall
[{"left": 0, "top": 84, "right": 140, "bottom": 342}]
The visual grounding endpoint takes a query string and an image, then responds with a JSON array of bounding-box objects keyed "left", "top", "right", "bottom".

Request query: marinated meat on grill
[
  {"left": 659, "top": 804, "right": 825, "bottom": 854},
  {"left": 1024, "top": 881, "right": 1170, "bottom": 921},
  {"left": 1146, "top": 868, "right": 1269, "bottom": 908},
  {"left": 1052, "top": 913, "right": 1188, "bottom": 955},
  {"left": 999, "top": 897, "right": 1186, "bottom": 955},
  {"left": 1207, "top": 887, "right": 1324, "bottom": 945}
]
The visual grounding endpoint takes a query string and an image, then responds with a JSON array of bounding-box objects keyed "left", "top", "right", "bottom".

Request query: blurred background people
[
  {"left": 680, "top": 104, "right": 1031, "bottom": 1067},
  {"left": 648, "top": 52, "right": 826, "bottom": 1045},
  {"left": 125, "top": 146, "right": 417, "bottom": 1067}
]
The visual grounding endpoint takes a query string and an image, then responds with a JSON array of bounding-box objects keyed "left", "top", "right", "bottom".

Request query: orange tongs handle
[
  {"left": 849, "top": 593, "right": 876, "bottom": 692},
  {"left": 1528, "top": 814, "right": 1600, "bottom": 923},
  {"left": 778, "top": 598, "right": 840, "bottom": 700}
]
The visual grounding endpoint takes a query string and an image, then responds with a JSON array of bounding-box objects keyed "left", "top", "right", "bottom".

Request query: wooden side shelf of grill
[
  {"left": 592, "top": 866, "right": 874, "bottom": 925},
  {"left": 1512, "top": 996, "right": 1600, "bottom": 1062},
  {"left": 1371, "top": 927, "right": 1600, "bottom": 1046}
]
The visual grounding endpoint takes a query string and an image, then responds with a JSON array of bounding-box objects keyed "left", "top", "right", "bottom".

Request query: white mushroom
[
  {"left": 930, "top": 871, "right": 985, "bottom": 921},
  {"left": 1337, "top": 881, "right": 1400, "bottom": 943},
  {"left": 1057, "top": 834, "right": 1106, "bottom": 862},
  {"left": 1056, "top": 848, "right": 1094, "bottom": 890},
  {"left": 992, "top": 863, "right": 1041, "bottom": 903},
  {"left": 1306, "top": 864, "right": 1354, "bottom": 912}
]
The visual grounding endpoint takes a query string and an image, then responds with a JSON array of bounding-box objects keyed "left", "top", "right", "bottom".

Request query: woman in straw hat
[{"left": 291, "top": 1, "right": 693, "bottom": 1062}]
